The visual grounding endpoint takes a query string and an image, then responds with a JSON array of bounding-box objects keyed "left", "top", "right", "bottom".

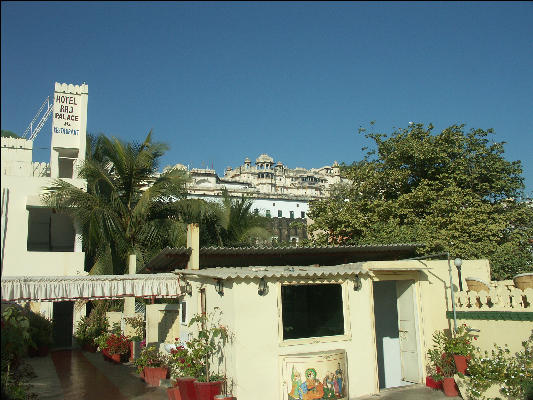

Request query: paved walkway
[
  {"left": 27, "top": 349, "right": 167, "bottom": 399},
  {"left": 27, "top": 350, "right": 459, "bottom": 400}
]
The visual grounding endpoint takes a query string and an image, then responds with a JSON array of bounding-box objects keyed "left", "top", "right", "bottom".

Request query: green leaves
[
  {"left": 309, "top": 123, "right": 532, "bottom": 279},
  {"left": 43, "top": 131, "right": 189, "bottom": 275}
]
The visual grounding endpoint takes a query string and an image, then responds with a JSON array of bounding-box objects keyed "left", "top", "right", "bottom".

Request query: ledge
[{"left": 446, "top": 311, "right": 533, "bottom": 321}]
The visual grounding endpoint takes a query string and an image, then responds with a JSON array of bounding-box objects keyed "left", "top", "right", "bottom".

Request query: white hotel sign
[{"left": 52, "top": 92, "right": 82, "bottom": 136}]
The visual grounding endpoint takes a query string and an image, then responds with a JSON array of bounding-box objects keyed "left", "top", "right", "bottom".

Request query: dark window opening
[
  {"left": 266, "top": 210, "right": 271, "bottom": 218},
  {"left": 290, "top": 211, "right": 294, "bottom": 219},
  {"left": 301, "top": 211, "right": 306, "bottom": 218},
  {"left": 278, "top": 210, "right": 282, "bottom": 217},
  {"left": 27, "top": 208, "right": 75, "bottom": 251},
  {"left": 282, "top": 284, "right": 344, "bottom": 340}
]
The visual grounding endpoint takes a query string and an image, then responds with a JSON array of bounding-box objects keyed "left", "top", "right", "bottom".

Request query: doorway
[
  {"left": 53, "top": 301, "right": 74, "bottom": 348},
  {"left": 373, "top": 280, "right": 421, "bottom": 389}
]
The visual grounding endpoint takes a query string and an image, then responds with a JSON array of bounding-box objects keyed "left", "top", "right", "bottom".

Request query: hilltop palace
[{"left": 164, "top": 155, "right": 346, "bottom": 242}]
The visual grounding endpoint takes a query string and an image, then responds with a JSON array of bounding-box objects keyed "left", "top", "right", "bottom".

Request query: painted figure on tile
[
  {"left": 301, "top": 368, "right": 324, "bottom": 400},
  {"left": 322, "top": 373, "right": 337, "bottom": 399},
  {"left": 288, "top": 366, "right": 302, "bottom": 399},
  {"left": 335, "top": 363, "right": 344, "bottom": 397}
]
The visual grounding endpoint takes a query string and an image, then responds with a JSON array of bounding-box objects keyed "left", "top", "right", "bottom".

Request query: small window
[
  {"left": 254, "top": 208, "right": 259, "bottom": 215},
  {"left": 290, "top": 211, "right": 294, "bottom": 219},
  {"left": 282, "top": 284, "right": 344, "bottom": 340},
  {"left": 296, "top": 204, "right": 299, "bottom": 208},
  {"left": 278, "top": 210, "right": 282, "bottom": 218},
  {"left": 273, "top": 202, "right": 276, "bottom": 206},
  {"left": 181, "top": 301, "right": 187, "bottom": 324},
  {"left": 301, "top": 211, "right": 306, "bottom": 218},
  {"left": 266, "top": 210, "right": 271, "bottom": 218}
]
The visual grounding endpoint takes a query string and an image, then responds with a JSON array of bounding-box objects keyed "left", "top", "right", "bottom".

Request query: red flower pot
[
  {"left": 426, "top": 376, "right": 443, "bottom": 390},
  {"left": 140, "top": 368, "right": 146, "bottom": 381},
  {"left": 168, "top": 386, "right": 182, "bottom": 400},
  {"left": 453, "top": 354, "right": 470, "bottom": 375},
  {"left": 194, "top": 381, "right": 222, "bottom": 400},
  {"left": 177, "top": 377, "right": 197, "bottom": 400},
  {"left": 144, "top": 366, "right": 168, "bottom": 387},
  {"left": 442, "top": 377, "right": 459, "bottom": 397}
]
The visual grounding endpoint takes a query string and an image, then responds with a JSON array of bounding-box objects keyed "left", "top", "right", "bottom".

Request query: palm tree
[
  {"left": 43, "top": 131, "right": 189, "bottom": 274},
  {"left": 217, "top": 190, "right": 271, "bottom": 246}
]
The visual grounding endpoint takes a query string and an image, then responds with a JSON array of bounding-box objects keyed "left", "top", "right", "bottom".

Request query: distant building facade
[{"left": 164, "top": 154, "right": 345, "bottom": 244}]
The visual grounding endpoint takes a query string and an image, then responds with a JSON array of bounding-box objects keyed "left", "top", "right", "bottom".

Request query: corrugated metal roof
[
  {"left": 173, "top": 263, "right": 366, "bottom": 279},
  {"left": 146, "top": 243, "right": 422, "bottom": 271}
]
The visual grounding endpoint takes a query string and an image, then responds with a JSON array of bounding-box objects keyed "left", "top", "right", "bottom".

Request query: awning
[
  {"left": 174, "top": 263, "right": 367, "bottom": 280},
  {"left": 1, "top": 274, "right": 181, "bottom": 302}
]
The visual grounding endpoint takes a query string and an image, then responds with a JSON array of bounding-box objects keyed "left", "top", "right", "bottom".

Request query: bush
[
  {"left": 124, "top": 315, "right": 145, "bottom": 341},
  {"left": 104, "top": 334, "right": 130, "bottom": 356},
  {"left": 74, "top": 308, "right": 109, "bottom": 347},
  {"left": 28, "top": 311, "right": 53, "bottom": 349},
  {"left": 1, "top": 305, "right": 35, "bottom": 399},
  {"left": 466, "top": 331, "right": 533, "bottom": 400},
  {"left": 134, "top": 345, "right": 169, "bottom": 374}
]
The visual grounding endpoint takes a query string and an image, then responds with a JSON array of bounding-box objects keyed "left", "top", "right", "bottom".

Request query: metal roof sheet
[{"left": 173, "top": 263, "right": 366, "bottom": 279}]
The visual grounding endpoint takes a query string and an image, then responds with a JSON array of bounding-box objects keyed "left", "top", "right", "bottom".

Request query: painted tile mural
[{"left": 281, "top": 350, "right": 347, "bottom": 400}]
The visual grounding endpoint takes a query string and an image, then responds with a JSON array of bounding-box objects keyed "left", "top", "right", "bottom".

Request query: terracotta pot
[
  {"left": 144, "top": 366, "right": 169, "bottom": 387},
  {"left": 513, "top": 272, "right": 533, "bottom": 290},
  {"left": 140, "top": 368, "right": 145, "bottom": 381},
  {"left": 129, "top": 341, "right": 134, "bottom": 362},
  {"left": 194, "top": 381, "right": 222, "bottom": 400},
  {"left": 177, "top": 377, "right": 197, "bottom": 400},
  {"left": 442, "top": 377, "right": 459, "bottom": 397},
  {"left": 167, "top": 386, "right": 182, "bottom": 400},
  {"left": 453, "top": 354, "right": 470, "bottom": 374},
  {"left": 425, "top": 376, "right": 443, "bottom": 390}
]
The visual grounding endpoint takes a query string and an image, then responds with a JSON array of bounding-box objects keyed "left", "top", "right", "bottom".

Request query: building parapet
[{"left": 455, "top": 281, "right": 532, "bottom": 312}]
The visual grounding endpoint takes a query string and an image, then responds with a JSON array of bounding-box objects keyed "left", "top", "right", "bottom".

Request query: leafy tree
[
  {"left": 309, "top": 123, "right": 532, "bottom": 280},
  {"left": 43, "top": 131, "right": 189, "bottom": 274},
  {"left": 1, "top": 129, "right": 20, "bottom": 138}
]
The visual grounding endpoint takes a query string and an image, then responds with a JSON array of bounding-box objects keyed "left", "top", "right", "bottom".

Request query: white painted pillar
[
  {"left": 124, "top": 254, "right": 136, "bottom": 316},
  {"left": 186, "top": 223, "right": 199, "bottom": 270},
  {"left": 73, "top": 218, "right": 83, "bottom": 252}
]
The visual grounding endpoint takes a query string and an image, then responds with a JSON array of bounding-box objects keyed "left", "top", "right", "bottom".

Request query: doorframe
[{"left": 369, "top": 271, "right": 424, "bottom": 392}]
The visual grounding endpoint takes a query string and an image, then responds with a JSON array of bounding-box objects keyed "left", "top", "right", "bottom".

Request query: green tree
[
  {"left": 43, "top": 131, "right": 189, "bottom": 274},
  {"left": 1, "top": 129, "right": 20, "bottom": 138},
  {"left": 309, "top": 123, "right": 532, "bottom": 280}
]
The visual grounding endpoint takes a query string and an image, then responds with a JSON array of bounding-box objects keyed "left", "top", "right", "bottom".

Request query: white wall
[{"left": 187, "top": 193, "right": 309, "bottom": 218}]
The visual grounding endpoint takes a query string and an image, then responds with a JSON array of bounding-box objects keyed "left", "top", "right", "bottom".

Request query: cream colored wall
[
  {"left": 145, "top": 304, "right": 180, "bottom": 346},
  {"left": 178, "top": 259, "right": 530, "bottom": 399},
  {"left": 1, "top": 174, "right": 85, "bottom": 277},
  {"left": 198, "top": 275, "right": 382, "bottom": 400}
]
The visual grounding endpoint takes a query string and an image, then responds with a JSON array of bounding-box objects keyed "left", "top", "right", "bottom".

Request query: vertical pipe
[{"left": 447, "top": 253, "right": 458, "bottom": 333}]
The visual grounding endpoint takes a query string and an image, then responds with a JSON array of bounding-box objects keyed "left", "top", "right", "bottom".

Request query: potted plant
[
  {"left": 444, "top": 324, "right": 476, "bottom": 375},
  {"left": 103, "top": 333, "right": 130, "bottom": 363},
  {"left": 75, "top": 308, "right": 109, "bottom": 352},
  {"left": 124, "top": 314, "right": 145, "bottom": 362},
  {"left": 134, "top": 344, "right": 169, "bottom": 386},
  {"left": 428, "top": 347, "right": 459, "bottom": 397},
  {"left": 188, "top": 311, "right": 230, "bottom": 400},
  {"left": 28, "top": 311, "right": 53, "bottom": 356}
]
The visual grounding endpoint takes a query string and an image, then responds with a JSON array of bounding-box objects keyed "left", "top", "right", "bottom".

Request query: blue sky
[{"left": 2, "top": 2, "right": 532, "bottom": 195}]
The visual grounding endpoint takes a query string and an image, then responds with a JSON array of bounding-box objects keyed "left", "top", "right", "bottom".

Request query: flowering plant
[
  {"left": 465, "top": 331, "right": 533, "bottom": 399},
  {"left": 444, "top": 324, "right": 476, "bottom": 356},
  {"left": 169, "top": 310, "right": 229, "bottom": 382},
  {"left": 104, "top": 333, "right": 130, "bottom": 355},
  {"left": 134, "top": 345, "right": 169, "bottom": 374}
]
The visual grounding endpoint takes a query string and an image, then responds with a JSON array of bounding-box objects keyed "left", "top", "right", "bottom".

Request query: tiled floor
[
  {"left": 28, "top": 350, "right": 458, "bottom": 400},
  {"left": 28, "top": 349, "right": 167, "bottom": 399}
]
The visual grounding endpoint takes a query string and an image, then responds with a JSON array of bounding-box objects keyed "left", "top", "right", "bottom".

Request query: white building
[
  {"left": 1, "top": 82, "right": 89, "bottom": 346},
  {"left": 165, "top": 154, "right": 345, "bottom": 220}
]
